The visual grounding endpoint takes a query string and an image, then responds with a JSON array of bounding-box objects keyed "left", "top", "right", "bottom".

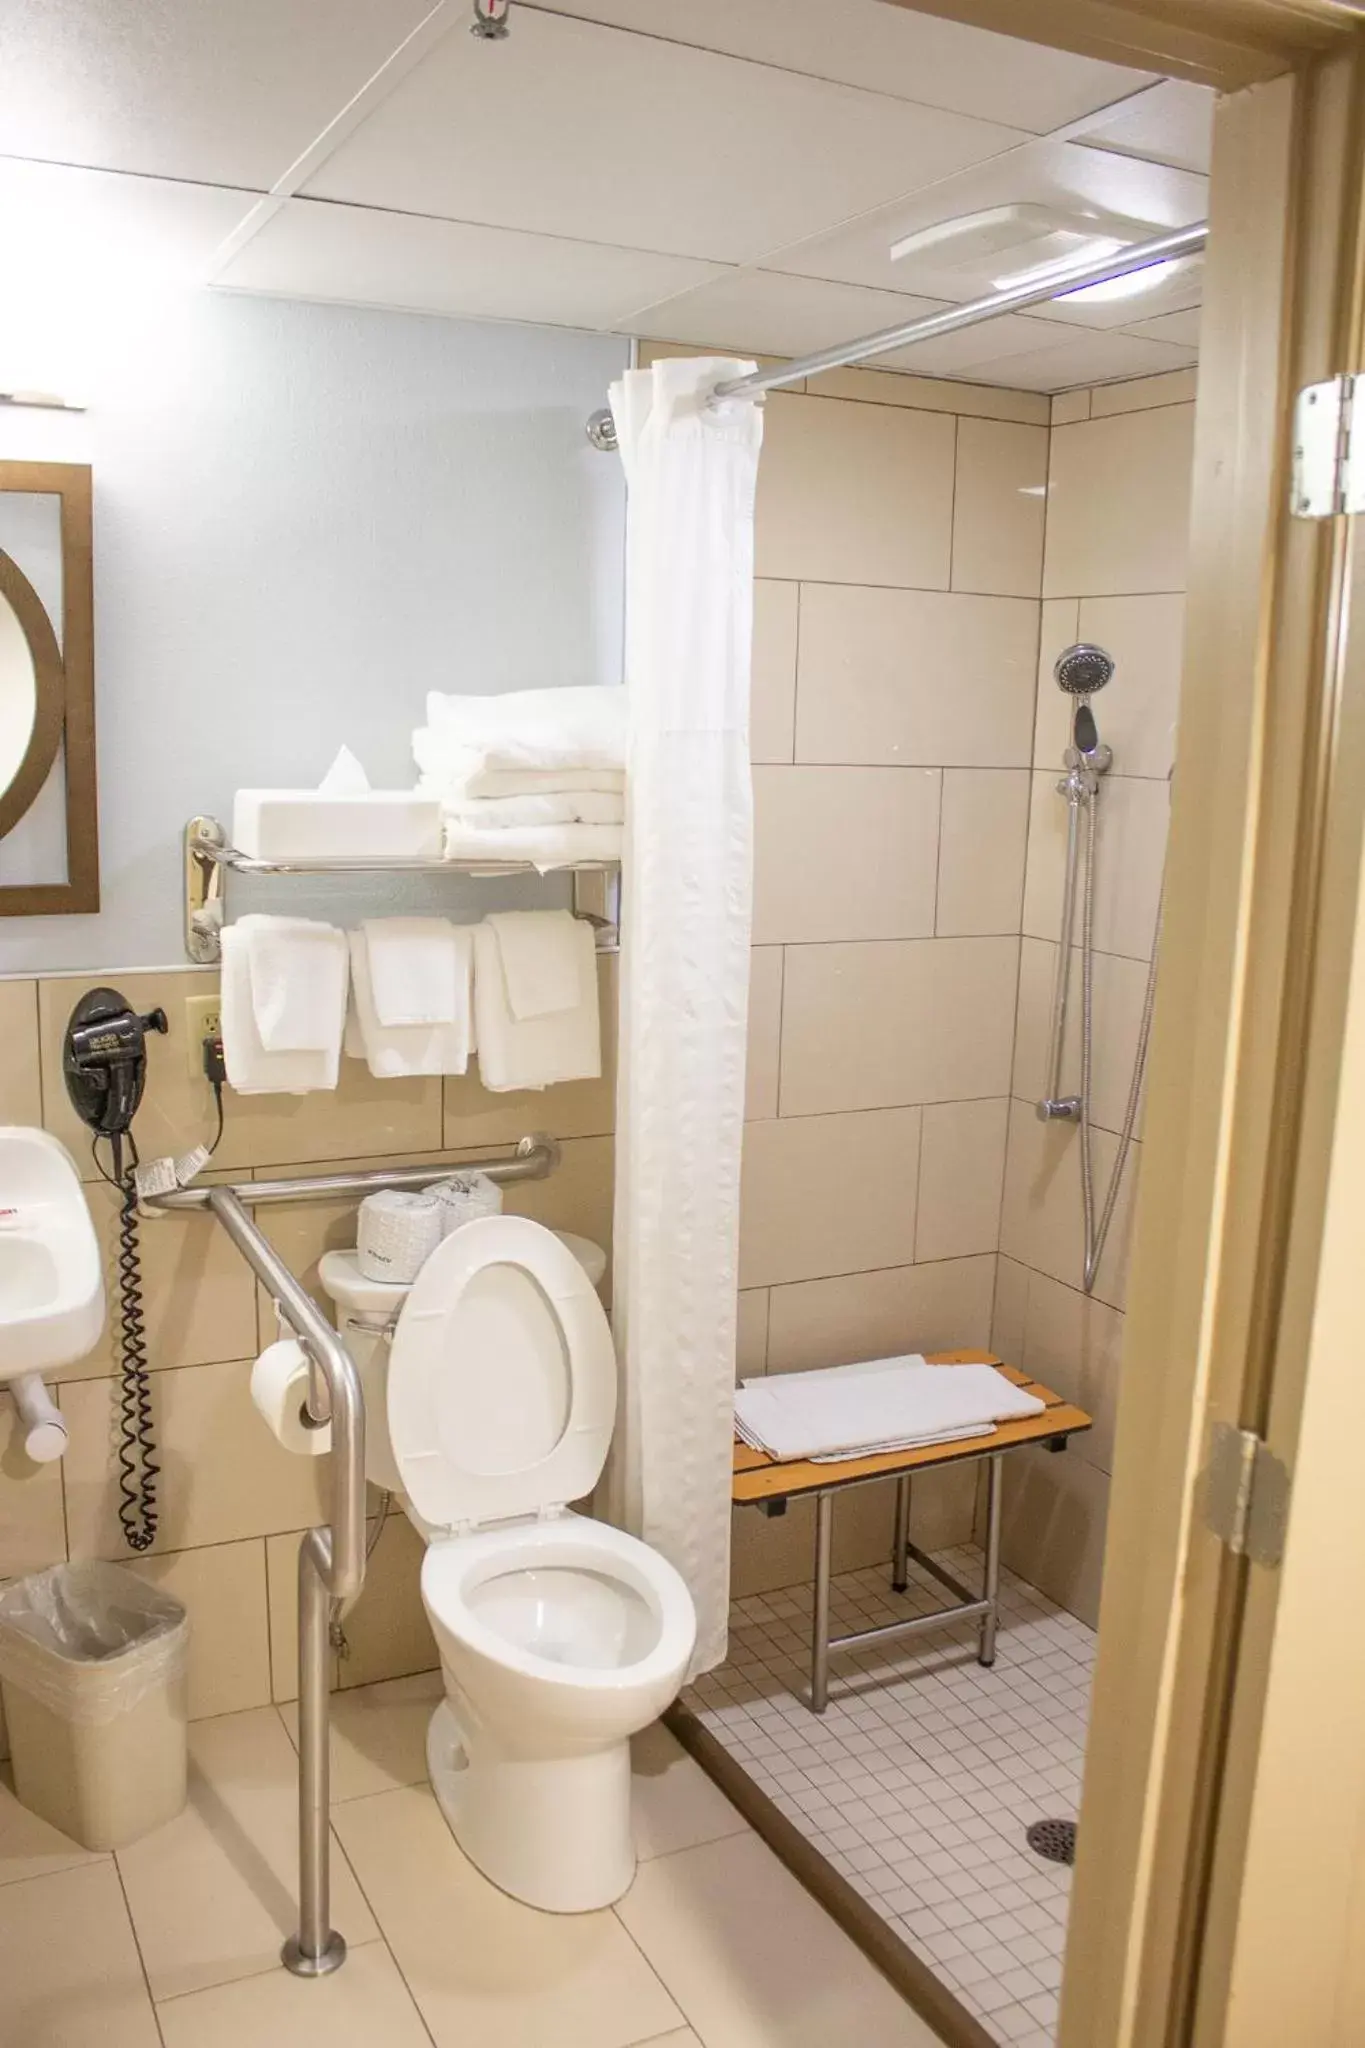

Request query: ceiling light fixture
[{"left": 1058, "top": 257, "right": 1187, "bottom": 305}]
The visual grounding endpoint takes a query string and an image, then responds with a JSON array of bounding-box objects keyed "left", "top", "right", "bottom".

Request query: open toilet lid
[{"left": 387, "top": 1213, "right": 617, "bottom": 1531}]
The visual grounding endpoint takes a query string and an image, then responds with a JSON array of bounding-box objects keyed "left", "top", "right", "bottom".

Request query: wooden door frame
[{"left": 880, "top": 5, "right": 1365, "bottom": 2043}]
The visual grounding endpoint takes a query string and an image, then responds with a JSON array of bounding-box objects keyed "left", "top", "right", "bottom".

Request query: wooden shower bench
[{"left": 732, "top": 1350, "right": 1092, "bottom": 1711}]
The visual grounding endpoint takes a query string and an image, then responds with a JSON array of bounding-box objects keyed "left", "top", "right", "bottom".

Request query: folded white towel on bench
[{"left": 734, "top": 1356, "right": 1045, "bottom": 1464}]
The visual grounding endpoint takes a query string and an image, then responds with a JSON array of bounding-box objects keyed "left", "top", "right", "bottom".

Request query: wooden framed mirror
[{"left": 0, "top": 461, "right": 98, "bottom": 915}]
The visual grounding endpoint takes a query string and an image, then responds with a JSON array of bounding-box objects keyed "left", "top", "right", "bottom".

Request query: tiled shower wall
[{"left": 992, "top": 368, "right": 1196, "bottom": 1625}]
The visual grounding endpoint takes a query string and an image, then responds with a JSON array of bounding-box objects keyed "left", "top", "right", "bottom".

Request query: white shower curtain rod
[{"left": 587, "top": 220, "right": 1207, "bottom": 448}]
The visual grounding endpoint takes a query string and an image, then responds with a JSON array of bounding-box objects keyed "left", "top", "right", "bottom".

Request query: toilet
[{"left": 318, "top": 1214, "right": 696, "bottom": 1913}]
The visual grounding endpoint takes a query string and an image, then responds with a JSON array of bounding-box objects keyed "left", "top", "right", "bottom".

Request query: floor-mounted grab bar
[{"left": 150, "top": 1132, "right": 560, "bottom": 1976}]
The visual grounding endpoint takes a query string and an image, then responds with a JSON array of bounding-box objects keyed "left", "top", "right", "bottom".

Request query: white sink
[{"left": 0, "top": 1128, "right": 104, "bottom": 1382}]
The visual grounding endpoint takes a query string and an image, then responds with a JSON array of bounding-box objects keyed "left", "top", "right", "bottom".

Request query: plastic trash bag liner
[{"left": 0, "top": 1561, "right": 187, "bottom": 1725}]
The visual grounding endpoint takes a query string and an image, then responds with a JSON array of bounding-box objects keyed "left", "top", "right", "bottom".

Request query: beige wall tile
[
  {"left": 1000, "top": 1442, "right": 1110, "bottom": 1628},
  {"left": 951, "top": 417, "right": 1048, "bottom": 599},
  {"left": 755, "top": 393, "right": 954, "bottom": 587},
  {"left": 64, "top": 1178, "right": 258, "bottom": 1381},
  {"left": 1089, "top": 367, "right": 1199, "bottom": 417},
  {"left": 794, "top": 585, "right": 1037, "bottom": 769},
  {"left": 739, "top": 1109, "right": 920, "bottom": 1289},
  {"left": 62, "top": 1358, "right": 328, "bottom": 1560},
  {"left": 1050, "top": 390, "right": 1090, "bottom": 425},
  {"left": 0, "top": 1396, "right": 67, "bottom": 1577},
  {"left": 0, "top": 981, "right": 41, "bottom": 1126},
  {"left": 753, "top": 766, "right": 939, "bottom": 944},
  {"left": 37, "top": 970, "right": 443, "bottom": 1180},
  {"left": 1022, "top": 770, "right": 1168, "bottom": 961},
  {"left": 1012, "top": 936, "right": 1152, "bottom": 1137},
  {"left": 916, "top": 1098, "right": 1009, "bottom": 1262},
  {"left": 730, "top": 1463, "right": 976, "bottom": 1596},
  {"left": 936, "top": 769, "right": 1030, "bottom": 936},
  {"left": 495, "top": 1133, "right": 614, "bottom": 1258},
  {"left": 746, "top": 947, "right": 783, "bottom": 1121},
  {"left": 998, "top": 1097, "right": 1137, "bottom": 1310},
  {"left": 735, "top": 1288, "right": 769, "bottom": 1378},
  {"left": 443, "top": 954, "right": 616, "bottom": 1148},
  {"left": 267, "top": 1528, "right": 337, "bottom": 1700},
  {"left": 338, "top": 1512, "right": 438, "bottom": 1688},
  {"left": 1036, "top": 593, "right": 1186, "bottom": 779},
  {"left": 1043, "top": 404, "right": 1195, "bottom": 597},
  {"left": 128, "top": 1539, "right": 271, "bottom": 1720},
  {"left": 277, "top": 1670, "right": 443, "bottom": 1803},
  {"left": 805, "top": 366, "right": 1049, "bottom": 425},
  {"left": 765, "top": 1254, "right": 996, "bottom": 1373},
  {"left": 751, "top": 580, "right": 798, "bottom": 764},
  {"left": 1021, "top": 1269, "right": 1124, "bottom": 1472},
  {"left": 779, "top": 937, "right": 1018, "bottom": 1116},
  {"left": 992, "top": 1255, "right": 1031, "bottom": 1363}
]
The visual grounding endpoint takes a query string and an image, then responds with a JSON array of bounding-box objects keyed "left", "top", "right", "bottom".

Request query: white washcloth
[
  {"left": 472, "top": 916, "right": 601, "bottom": 1091},
  {"left": 425, "top": 684, "right": 626, "bottom": 774},
  {"left": 485, "top": 910, "right": 584, "bottom": 1020},
  {"left": 346, "top": 927, "right": 474, "bottom": 1077},
  {"left": 733, "top": 1360, "right": 1045, "bottom": 1464},
  {"left": 362, "top": 917, "right": 464, "bottom": 1027},
  {"left": 235, "top": 913, "right": 348, "bottom": 1054},
  {"left": 220, "top": 925, "right": 342, "bottom": 1094},
  {"left": 437, "top": 790, "right": 625, "bottom": 828},
  {"left": 441, "top": 820, "right": 623, "bottom": 870}
]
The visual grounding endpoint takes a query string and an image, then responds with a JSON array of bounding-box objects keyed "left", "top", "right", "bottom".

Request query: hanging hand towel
[
  {"left": 237, "top": 913, "right": 349, "bottom": 1054},
  {"left": 485, "top": 910, "right": 584, "bottom": 1020},
  {"left": 472, "top": 916, "right": 601, "bottom": 1091},
  {"left": 220, "top": 925, "right": 342, "bottom": 1094},
  {"left": 346, "top": 927, "right": 474, "bottom": 1078},
  {"left": 362, "top": 917, "right": 464, "bottom": 1028}
]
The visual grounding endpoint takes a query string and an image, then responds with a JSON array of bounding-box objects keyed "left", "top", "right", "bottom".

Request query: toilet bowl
[{"left": 319, "top": 1213, "right": 696, "bottom": 1912}]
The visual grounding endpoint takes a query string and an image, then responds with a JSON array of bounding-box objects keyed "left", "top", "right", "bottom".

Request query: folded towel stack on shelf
[
  {"left": 734, "top": 1357, "right": 1046, "bottom": 1464},
  {"left": 220, "top": 908, "right": 602, "bottom": 1094},
  {"left": 413, "top": 685, "right": 626, "bottom": 868}
]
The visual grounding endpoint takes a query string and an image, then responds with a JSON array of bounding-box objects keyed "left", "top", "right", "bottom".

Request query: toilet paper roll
[
  {"left": 430, "top": 1170, "right": 504, "bottom": 1238},
  {"left": 356, "top": 1189, "right": 445, "bottom": 1282},
  {"left": 250, "top": 1340, "right": 331, "bottom": 1456}
]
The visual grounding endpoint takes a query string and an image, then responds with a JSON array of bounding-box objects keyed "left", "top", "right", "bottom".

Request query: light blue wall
[{"left": 0, "top": 289, "right": 628, "bottom": 970}]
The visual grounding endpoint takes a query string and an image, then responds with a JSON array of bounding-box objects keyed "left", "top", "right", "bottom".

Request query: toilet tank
[{"left": 316, "top": 1252, "right": 408, "bottom": 1496}]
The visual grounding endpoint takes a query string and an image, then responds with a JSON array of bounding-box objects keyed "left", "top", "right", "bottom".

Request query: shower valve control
[{"left": 1036, "top": 1096, "right": 1082, "bottom": 1123}]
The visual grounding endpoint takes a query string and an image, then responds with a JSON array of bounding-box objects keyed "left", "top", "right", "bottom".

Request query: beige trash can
[{"left": 0, "top": 1561, "right": 188, "bottom": 1850}]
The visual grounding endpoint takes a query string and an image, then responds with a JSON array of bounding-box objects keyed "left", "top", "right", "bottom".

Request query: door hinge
[
  {"left": 1202, "top": 1423, "right": 1289, "bottom": 1566},
  {"left": 1291, "top": 376, "right": 1365, "bottom": 518}
]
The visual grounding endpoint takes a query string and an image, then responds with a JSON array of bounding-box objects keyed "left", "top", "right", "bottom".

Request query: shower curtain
[{"left": 608, "top": 356, "right": 763, "bottom": 1675}]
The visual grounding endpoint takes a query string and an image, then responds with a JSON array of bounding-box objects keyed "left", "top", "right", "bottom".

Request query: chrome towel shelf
[{"left": 183, "top": 814, "right": 621, "bottom": 963}]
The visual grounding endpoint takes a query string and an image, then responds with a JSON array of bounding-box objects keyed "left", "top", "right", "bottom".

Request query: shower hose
[{"left": 1076, "top": 790, "right": 1164, "bottom": 1296}]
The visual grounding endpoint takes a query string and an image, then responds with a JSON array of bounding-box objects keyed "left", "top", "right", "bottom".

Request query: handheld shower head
[{"left": 1054, "top": 643, "right": 1115, "bottom": 696}]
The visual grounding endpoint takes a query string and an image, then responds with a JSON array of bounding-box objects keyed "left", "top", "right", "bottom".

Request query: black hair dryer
[{"left": 63, "top": 989, "right": 168, "bottom": 1174}]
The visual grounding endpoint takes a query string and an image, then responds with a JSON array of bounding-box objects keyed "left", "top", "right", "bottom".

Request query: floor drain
[{"left": 1026, "top": 1818, "right": 1077, "bottom": 1866}]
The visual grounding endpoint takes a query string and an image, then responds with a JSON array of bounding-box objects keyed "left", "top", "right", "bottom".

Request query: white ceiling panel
[
  {"left": 766, "top": 133, "right": 1206, "bottom": 328},
  {"left": 1070, "top": 79, "right": 1214, "bottom": 174},
  {"left": 870, "top": 311, "right": 1079, "bottom": 377},
  {"left": 218, "top": 196, "right": 728, "bottom": 331},
  {"left": 623, "top": 269, "right": 945, "bottom": 358},
  {"left": 302, "top": 8, "right": 1027, "bottom": 265},
  {"left": 0, "top": 158, "right": 259, "bottom": 274},
  {"left": 0, "top": 0, "right": 434, "bottom": 190},
  {"left": 1124, "top": 305, "right": 1201, "bottom": 346},
  {"left": 517, "top": 0, "right": 1154, "bottom": 133},
  {"left": 963, "top": 328, "right": 1195, "bottom": 392}
]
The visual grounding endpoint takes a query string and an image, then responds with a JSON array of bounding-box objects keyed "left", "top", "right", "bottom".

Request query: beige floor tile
[
  {"left": 630, "top": 1722, "right": 747, "bottom": 1861},
  {"left": 616, "top": 1831, "right": 942, "bottom": 2047},
  {"left": 0, "top": 1765, "right": 108, "bottom": 1888},
  {"left": 334, "top": 1783, "right": 683, "bottom": 2048},
  {"left": 0, "top": 1860, "right": 161, "bottom": 2046},
  {"left": 278, "top": 1670, "right": 443, "bottom": 1802},
  {"left": 116, "top": 1705, "right": 377, "bottom": 2001},
  {"left": 0, "top": 979, "right": 41, "bottom": 1125},
  {"left": 156, "top": 1938, "right": 430, "bottom": 2048}
]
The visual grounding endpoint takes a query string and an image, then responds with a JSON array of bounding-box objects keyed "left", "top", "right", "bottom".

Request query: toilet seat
[{"left": 387, "top": 1213, "right": 616, "bottom": 1533}]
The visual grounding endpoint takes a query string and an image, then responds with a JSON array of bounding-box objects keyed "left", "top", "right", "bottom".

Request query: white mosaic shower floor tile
[{"left": 684, "top": 1546, "right": 1096, "bottom": 2048}]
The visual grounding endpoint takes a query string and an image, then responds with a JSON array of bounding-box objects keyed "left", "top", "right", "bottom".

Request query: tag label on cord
[
  {"left": 175, "top": 1145, "right": 211, "bottom": 1186},
  {"left": 133, "top": 1157, "right": 179, "bottom": 1200}
]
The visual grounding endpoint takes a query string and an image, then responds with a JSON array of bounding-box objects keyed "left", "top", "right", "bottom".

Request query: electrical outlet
[{"left": 184, "top": 995, "right": 222, "bottom": 1078}]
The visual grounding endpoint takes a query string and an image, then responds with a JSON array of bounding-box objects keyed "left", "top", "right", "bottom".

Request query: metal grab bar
[{"left": 149, "top": 1132, "right": 560, "bottom": 1977}]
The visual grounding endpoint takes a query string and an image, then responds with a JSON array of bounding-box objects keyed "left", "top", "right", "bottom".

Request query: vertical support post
[
  {"left": 811, "top": 1491, "right": 834, "bottom": 1714},
  {"left": 282, "top": 1532, "right": 346, "bottom": 1978},
  {"left": 979, "top": 1454, "right": 1004, "bottom": 1667},
  {"left": 891, "top": 1474, "right": 912, "bottom": 1593}
]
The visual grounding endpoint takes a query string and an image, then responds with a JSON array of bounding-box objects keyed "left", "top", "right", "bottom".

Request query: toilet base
[{"left": 426, "top": 1699, "right": 637, "bottom": 1914}]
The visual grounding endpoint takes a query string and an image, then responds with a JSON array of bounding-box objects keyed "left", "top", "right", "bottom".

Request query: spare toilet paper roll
[
  {"left": 357, "top": 1188, "right": 445, "bottom": 1282},
  {"left": 431, "top": 1170, "right": 503, "bottom": 1237},
  {"left": 250, "top": 1340, "right": 331, "bottom": 1456}
]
